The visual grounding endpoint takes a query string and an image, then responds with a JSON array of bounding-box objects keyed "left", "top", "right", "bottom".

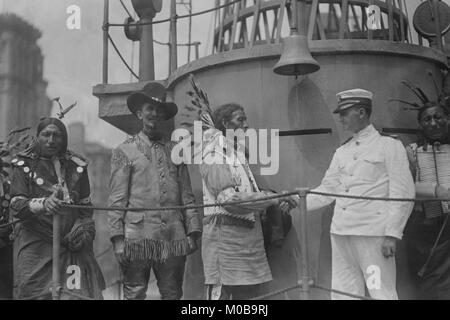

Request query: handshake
[{"left": 274, "top": 191, "right": 298, "bottom": 214}]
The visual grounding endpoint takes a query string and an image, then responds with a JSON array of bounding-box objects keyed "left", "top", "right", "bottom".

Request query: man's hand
[
  {"left": 278, "top": 190, "right": 297, "bottom": 214},
  {"left": 381, "top": 236, "right": 397, "bottom": 258},
  {"left": 187, "top": 235, "right": 198, "bottom": 255},
  {"left": 112, "top": 236, "right": 128, "bottom": 267},
  {"left": 43, "top": 189, "right": 63, "bottom": 215}
]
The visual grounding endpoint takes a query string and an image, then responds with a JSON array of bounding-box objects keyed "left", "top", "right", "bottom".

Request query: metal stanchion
[
  {"left": 118, "top": 276, "right": 122, "bottom": 300},
  {"left": 52, "top": 213, "right": 61, "bottom": 300},
  {"left": 102, "top": 0, "right": 109, "bottom": 84},
  {"left": 296, "top": 188, "right": 311, "bottom": 300},
  {"left": 169, "top": 0, "right": 178, "bottom": 73}
]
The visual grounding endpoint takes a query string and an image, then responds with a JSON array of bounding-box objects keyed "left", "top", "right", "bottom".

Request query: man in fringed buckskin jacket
[{"left": 107, "top": 83, "right": 201, "bottom": 300}]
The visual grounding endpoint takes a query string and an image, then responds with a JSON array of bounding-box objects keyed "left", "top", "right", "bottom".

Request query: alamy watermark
[
  {"left": 66, "top": 5, "right": 81, "bottom": 30},
  {"left": 366, "top": 5, "right": 381, "bottom": 31},
  {"left": 366, "top": 264, "right": 381, "bottom": 291},
  {"left": 171, "top": 121, "right": 280, "bottom": 176},
  {"left": 66, "top": 265, "right": 81, "bottom": 290}
]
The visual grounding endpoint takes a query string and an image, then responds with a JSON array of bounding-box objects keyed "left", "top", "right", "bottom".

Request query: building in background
[
  {"left": 68, "top": 122, "right": 111, "bottom": 205},
  {"left": 0, "top": 14, "right": 52, "bottom": 136},
  {"left": 67, "top": 122, "right": 118, "bottom": 299},
  {"left": 0, "top": 13, "right": 52, "bottom": 300}
]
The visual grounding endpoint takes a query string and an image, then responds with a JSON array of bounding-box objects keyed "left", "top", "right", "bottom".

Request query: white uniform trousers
[{"left": 331, "top": 234, "right": 398, "bottom": 300}]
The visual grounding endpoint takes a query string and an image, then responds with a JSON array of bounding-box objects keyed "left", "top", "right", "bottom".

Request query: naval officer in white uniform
[{"left": 306, "top": 89, "right": 415, "bottom": 299}]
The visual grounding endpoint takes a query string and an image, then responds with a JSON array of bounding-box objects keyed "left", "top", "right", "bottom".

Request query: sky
[
  {"left": 0, "top": 0, "right": 215, "bottom": 148},
  {"left": 0, "top": 0, "right": 426, "bottom": 148}
]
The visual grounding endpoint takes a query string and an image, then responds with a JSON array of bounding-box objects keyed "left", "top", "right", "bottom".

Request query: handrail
[{"left": 212, "top": 0, "right": 410, "bottom": 51}]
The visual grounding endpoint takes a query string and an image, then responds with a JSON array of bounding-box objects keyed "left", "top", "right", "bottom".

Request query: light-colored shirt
[
  {"left": 406, "top": 143, "right": 450, "bottom": 218},
  {"left": 107, "top": 132, "right": 202, "bottom": 262},
  {"left": 200, "top": 135, "right": 273, "bottom": 286},
  {"left": 307, "top": 124, "right": 415, "bottom": 239}
]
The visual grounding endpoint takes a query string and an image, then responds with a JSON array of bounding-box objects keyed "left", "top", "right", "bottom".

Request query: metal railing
[
  {"left": 6, "top": 187, "right": 448, "bottom": 300},
  {"left": 100, "top": 1, "right": 446, "bottom": 84},
  {"left": 212, "top": 0, "right": 413, "bottom": 52}
]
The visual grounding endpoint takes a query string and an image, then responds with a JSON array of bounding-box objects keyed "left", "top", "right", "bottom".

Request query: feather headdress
[
  {"left": 177, "top": 74, "right": 246, "bottom": 165},
  {"left": 389, "top": 70, "right": 449, "bottom": 114},
  {"left": 180, "top": 74, "right": 215, "bottom": 131},
  {"left": 176, "top": 75, "right": 222, "bottom": 163},
  {"left": 53, "top": 97, "right": 77, "bottom": 120}
]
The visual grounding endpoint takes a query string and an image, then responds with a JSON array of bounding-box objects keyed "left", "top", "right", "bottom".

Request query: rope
[
  {"left": 106, "top": 0, "right": 242, "bottom": 27},
  {"left": 95, "top": 244, "right": 113, "bottom": 259},
  {"left": 153, "top": 39, "right": 201, "bottom": 47},
  {"left": 418, "top": 211, "right": 450, "bottom": 277},
  {"left": 119, "top": 0, "right": 133, "bottom": 19},
  {"left": 249, "top": 284, "right": 301, "bottom": 300},
  {"left": 0, "top": 213, "right": 36, "bottom": 229},
  {"left": 307, "top": 190, "right": 450, "bottom": 203},
  {"left": 249, "top": 283, "right": 375, "bottom": 300},
  {"left": 61, "top": 190, "right": 450, "bottom": 213},
  {"left": 2, "top": 192, "right": 291, "bottom": 229},
  {"left": 153, "top": 39, "right": 169, "bottom": 46},
  {"left": 107, "top": 34, "right": 139, "bottom": 80},
  {"left": 61, "top": 191, "right": 298, "bottom": 212},
  {"left": 19, "top": 291, "right": 51, "bottom": 300},
  {"left": 0, "top": 218, "right": 22, "bottom": 229},
  {"left": 311, "top": 284, "right": 376, "bottom": 300},
  {"left": 3, "top": 189, "right": 450, "bottom": 228}
]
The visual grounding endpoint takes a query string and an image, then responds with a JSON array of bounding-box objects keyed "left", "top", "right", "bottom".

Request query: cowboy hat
[{"left": 127, "top": 82, "right": 178, "bottom": 120}]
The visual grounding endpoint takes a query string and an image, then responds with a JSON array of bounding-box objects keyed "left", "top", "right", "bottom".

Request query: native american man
[
  {"left": 10, "top": 117, "right": 105, "bottom": 300},
  {"left": 396, "top": 76, "right": 450, "bottom": 300}
]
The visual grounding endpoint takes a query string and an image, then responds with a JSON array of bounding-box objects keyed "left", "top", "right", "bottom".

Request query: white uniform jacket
[{"left": 307, "top": 124, "right": 415, "bottom": 239}]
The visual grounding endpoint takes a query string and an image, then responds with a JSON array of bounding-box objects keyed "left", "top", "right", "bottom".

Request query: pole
[
  {"left": 296, "top": 188, "right": 310, "bottom": 300},
  {"left": 291, "top": 0, "right": 298, "bottom": 32},
  {"left": 169, "top": 0, "right": 178, "bottom": 73},
  {"left": 298, "top": 0, "right": 307, "bottom": 36},
  {"left": 131, "top": 0, "right": 162, "bottom": 81},
  {"left": 52, "top": 213, "right": 61, "bottom": 300},
  {"left": 130, "top": 13, "right": 136, "bottom": 83},
  {"left": 139, "top": 16, "right": 155, "bottom": 81},
  {"left": 187, "top": 0, "right": 192, "bottom": 62},
  {"left": 194, "top": 41, "right": 200, "bottom": 60},
  {"left": 102, "top": 0, "right": 109, "bottom": 84},
  {"left": 432, "top": 0, "right": 443, "bottom": 51},
  {"left": 118, "top": 275, "right": 122, "bottom": 300}
]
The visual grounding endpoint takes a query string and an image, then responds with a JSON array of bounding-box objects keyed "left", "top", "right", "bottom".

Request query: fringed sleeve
[{"left": 107, "top": 147, "right": 132, "bottom": 240}]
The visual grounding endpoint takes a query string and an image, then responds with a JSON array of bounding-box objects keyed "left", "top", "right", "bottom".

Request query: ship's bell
[
  {"left": 273, "top": 33, "right": 320, "bottom": 76},
  {"left": 124, "top": 17, "right": 141, "bottom": 41}
]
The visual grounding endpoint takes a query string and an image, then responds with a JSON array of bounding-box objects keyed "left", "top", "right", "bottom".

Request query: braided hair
[{"left": 36, "top": 117, "right": 68, "bottom": 155}]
